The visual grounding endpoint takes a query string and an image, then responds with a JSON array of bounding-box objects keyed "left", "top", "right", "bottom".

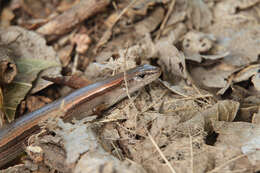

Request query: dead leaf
[
  {"left": 0, "top": 26, "right": 61, "bottom": 121},
  {"left": 135, "top": 7, "right": 164, "bottom": 35},
  {"left": 186, "top": 0, "right": 213, "bottom": 29},
  {"left": 238, "top": 106, "right": 259, "bottom": 122},
  {"left": 161, "top": 23, "right": 187, "bottom": 43},
  {"left": 0, "top": 45, "right": 17, "bottom": 84},
  {"left": 190, "top": 64, "right": 236, "bottom": 88},
  {"left": 20, "top": 0, "right": 57, "bottom": 18},
  {"left": 252, "top": 73, "right": 260, "bottom": 91},
  {"left": 58, "top": 44, "right": 73, "bottom": 67},
  {"left": 200, "top": 100, "right": 239, "bottom": 132},
  {"left": 213, "top": 121, "right": 260, "bottom": 168},
  {"left": 233, "top": 64, "right": 260, "bottom": 83},
  {"left": 166, "top": 0, "right": 187, "bottom": 26},
  {"left": 129, "top": 0, "right": 170, "bottom": 16},
  {"left": 156, "top": 39, "right": 187, "bottom": 81},
  {"left": 182, "top": 31, "right": 216, "bottom": 62},
  {"left": 70, "top": 32, "right": 92, "bottom": 54},
  {"left": 225, "top": 0, "right": 260, "bottom": 13},
  {"left": 212, "top": 27, "right": 260, "bottom": 66},
  {"left": 25, "top": 95, "right": 52, "bottom": 113},
  {"left": 0, "top": 7, "right": 15, "bottom": 27},
  {"left": 252, "top": 107, "right": 260, "bottom": 124},
  {"left": 43, "top": 74, "right": 91, "bottom": 89}
]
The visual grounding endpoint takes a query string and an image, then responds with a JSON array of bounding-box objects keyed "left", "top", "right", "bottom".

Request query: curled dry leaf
[
  {"left": 198, "top": 100, "right": 239, "bottom": 132},
  {"left": 0, "top": 46, "right": 17, "bottom": 84},
  {"left": 0, "top": 26, "right": 61, "bottom": 121},
  {"left": 43, "top": 74, "right": 91, "bottom": 89},
  {"left": 233, "top": 64, "right": 260, "bottom": 82},
  {"left": 182, "top": 31, "right": 216, "bottom": 62},
  {"left": 156, "top": 39, "right": 187, "bottom": 81},
  {"left": 252, "top": 73, "right": 260, "bottom": 91},
  {"left": 238, "top": 105, "right": 259, "bottom": 122}
]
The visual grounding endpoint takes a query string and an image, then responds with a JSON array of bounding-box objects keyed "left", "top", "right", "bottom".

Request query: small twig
[
  {"left": 158, "top": 79, "right": 188, "bottom": 97},
  {"left": 147, "top": 130, "right": 176, "bottom": 173},
  {"left": 165, "top": 94, "right": 213, "bottom": 104},
  {"left": 122, "top": 45, "right": 139, "bottom": 135},
  {"left": 140, "top": 90, "right": 168, "bottom": 114},
  {"left": 95, "top": 0, "right": 138, "bottom": 51},
  {"left": 72, "top": 53, "right": 79, "bottom": 74},
  {"left": 122, "top": 46, "right": 133, "bottom": 103},
  {"left": 110, "top": 141, "right": 123, "bottom": 160},
  {"left": 155, "top": 0, "right": 176, "bottom": 40},
  {"left": 189, "top": 128, "right": 194, "bottom": 173},
  {"left": 111, "top": 0, "right": 138, "bottom": 28},
  {"left": 116, "top": 122, "right": 146, "bottom": 138}
]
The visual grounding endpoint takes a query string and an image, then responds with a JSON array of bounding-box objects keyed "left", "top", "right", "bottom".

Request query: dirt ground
[{"left": 0, "top": 0, "right": 260, "bottom": 173}]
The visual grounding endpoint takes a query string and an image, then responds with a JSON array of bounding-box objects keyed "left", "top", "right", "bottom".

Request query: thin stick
[
  {"left": 111, "top": 0, "right": 138, "bottom": 28},
  {"left": 147, "top": 131, "right": 176, "bottom": 173},
  {"left": 122, "top": 46, "right": 139, "bottom": 136},
  {"left": 189, "top": 129, "right": 194, "bottom": 173},
  {"left": 155, "top": 0, "right": 176, "bottom": 40},
  {"left": 72, "top": 53, "right": 79, "bottom": 74}
]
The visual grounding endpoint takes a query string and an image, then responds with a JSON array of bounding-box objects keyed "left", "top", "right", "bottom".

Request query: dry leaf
[
  {"left": 0, "top": 26, "right": 61, "bottom": 121},
  {"left": 186, "top": 0, "right": 212, "bottom": 29},
  {"left": 190, "top": 64, "right": 236, "bottom": 88},
  {"left": 129, "top": 0, "right": 170, "bottom": 16},
  {"left": 199, "top": 100, "right": 239, "bottom": 132},
  {"left": 135, "top": 7, "right": 164, "bottom": 35},
  {"left": 252, "top": 107, "right": 260, "bottom": 124},
  {"left": 20, "top": 0, "right": 57, "bottom": 18},
  {"left": 0, "top": 46, "right": 17, "bottom": 84},
  {"left": 212, "top": 27, "right": 260, "bottom": 66},
  {"left": 213, "top": 121, "right": 260, "bottom": 168},
  {"left": 252, "top": 73, "right": 260, "bottom": 91},
  {"left": 70, "top": 32, "right": 91, "bottom": 54},
  {"left": 182, "top": 31, "right": 216, "bottom": 62},
  {"left": 0, "top": 7, "right": 15, "bottom": 27},
  {"left": 156, "top": 39, "right": 187, "bottom": 81}
]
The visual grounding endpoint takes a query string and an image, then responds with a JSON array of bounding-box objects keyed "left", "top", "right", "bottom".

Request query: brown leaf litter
[{"left": 0, "top": 0, "right": 260, "bottom": 173}]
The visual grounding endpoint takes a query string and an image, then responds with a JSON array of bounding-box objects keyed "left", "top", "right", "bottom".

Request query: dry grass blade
[
  {"left": 155, "top": 0, "right": 176, "bottom": 40},
  {"left": 147, "top": 131, "right": 177, "bottom": 173}
]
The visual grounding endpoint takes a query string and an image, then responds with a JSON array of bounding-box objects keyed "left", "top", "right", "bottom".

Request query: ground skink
[{"left": 0, "top": 64, "right": 161, "bottom": 168}]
